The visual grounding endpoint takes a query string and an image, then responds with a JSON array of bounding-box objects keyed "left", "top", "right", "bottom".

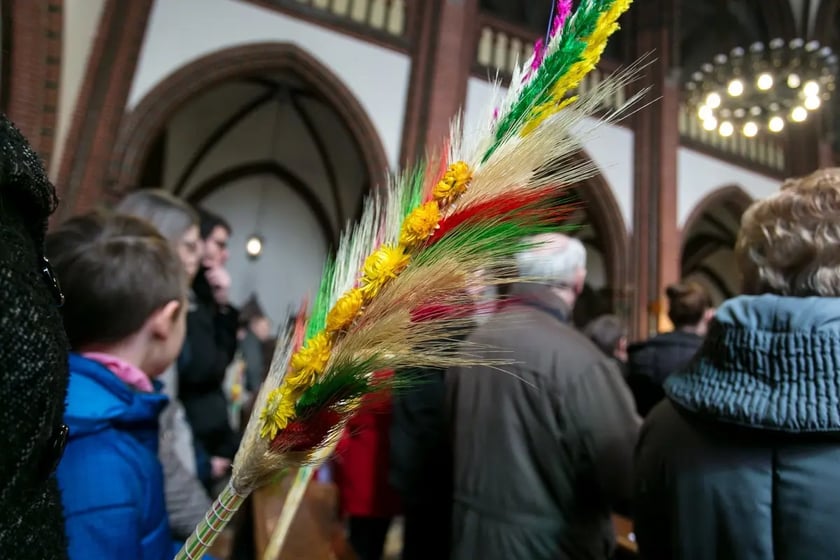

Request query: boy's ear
[{"left": 150, "top": 300, "right": 182, "bottom": 339}]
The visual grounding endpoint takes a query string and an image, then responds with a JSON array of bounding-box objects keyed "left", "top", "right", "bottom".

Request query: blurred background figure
[
  {"left": 635, "top": 168, "right": 840, "bottom": 560},
  {"left": 447, "top": 234, "right": 639, "bottom": 560},
  {"left": 179, "top": 209, "right": 240, "bottom": 493},
  {"left": 238, "top": 295, "right": 273, "bottom": 397},
  {"left": 584, "top": 314, "right": 629, "bottom": 375},
  {"left": 626, "top": 281, "right": 713, "bottom": 417},
  {"left": 116, "top": 189, "right": 212, "bottom": 541}
]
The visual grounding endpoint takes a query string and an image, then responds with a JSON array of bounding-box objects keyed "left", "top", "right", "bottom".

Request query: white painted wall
[
  {"left": 129, "top": 0, "right": 410, "bottom": 168},
  {"left": 677, "top": 147, "right": 779, "bottom": 227},
  {"left": 464, "top": 77, "right": 636, "bottom": 230},
  {"left": 50, "top": 0, "right": 107, "bottom": 177}
]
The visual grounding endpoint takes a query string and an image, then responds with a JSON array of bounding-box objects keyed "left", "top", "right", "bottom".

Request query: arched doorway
[
  {"left": 681, "top": 185, "right": 752, "bottom": 304},
  {"left": 109, "top": 43, "right": 388, "bottom": 324}
]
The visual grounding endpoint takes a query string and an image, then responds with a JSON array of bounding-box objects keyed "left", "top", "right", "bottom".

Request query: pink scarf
[{"left": 81, "top": 352, "right": 154, "bottom": 393}]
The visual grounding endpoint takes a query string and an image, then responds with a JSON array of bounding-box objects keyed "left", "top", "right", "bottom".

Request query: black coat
[
  {"left": 626, "top": 330, "right": 702, "bottom": 417},
  {"left": 179, "top": 270, "right": 240, "bottom": 460},
  {"left": 0, "top": 116, "right": 70, "bottom": 559},
  {"left": 634, "top": 295, "right": 840, "bottom": 560},
  {"left": 447, "top": 285, "right": 640, "bottom": 560}
]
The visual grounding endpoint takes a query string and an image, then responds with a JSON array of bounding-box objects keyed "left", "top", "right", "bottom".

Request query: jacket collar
[
  {"left": 508, "top": 282, "right": 571, "bottom": 324},
  {"left": 66, "top": 354, "right": 167, "bottom": 437},
  {"left": 666, "top": 294, "right": 840, "bottom": 432}
]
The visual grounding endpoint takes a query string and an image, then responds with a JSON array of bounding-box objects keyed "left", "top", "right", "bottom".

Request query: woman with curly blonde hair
[{"left": 634, "top": 168, "right": 840, "bottom": 560}]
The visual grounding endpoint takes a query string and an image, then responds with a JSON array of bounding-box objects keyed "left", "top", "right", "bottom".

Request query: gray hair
[
  {"left": 115, "top": 189, "right": 198, "bottom": 245},
  {"left": 515, "top": 233, "right": 586, "bottom": 286}
]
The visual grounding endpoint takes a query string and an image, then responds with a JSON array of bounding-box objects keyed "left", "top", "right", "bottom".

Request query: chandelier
[{"left": 685, "top": 38, "right": 838, "bottom": 138}]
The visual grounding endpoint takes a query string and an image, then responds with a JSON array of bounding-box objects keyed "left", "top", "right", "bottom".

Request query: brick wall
[{"left": 5, "top": 0, "right": 63, "bottom": 167}]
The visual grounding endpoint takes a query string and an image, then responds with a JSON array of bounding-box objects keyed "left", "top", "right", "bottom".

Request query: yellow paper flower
[
  {"left": 399, "top": 201, "right": 441, "bottom": 247},
  {"left": 361, "top": 245, "right": 410, "bottom": 297},
  {"left": 287, "top": 331, "right": 333, "bottom": 388},
  {"left": 433, "top": 161, "right": 472, "bottom": 204},
  {"left": 259, "top": 387, "right": 297, "bottom": 439},
  {"left": 326, "top": 288, "right": 364, "bottom": 332}
]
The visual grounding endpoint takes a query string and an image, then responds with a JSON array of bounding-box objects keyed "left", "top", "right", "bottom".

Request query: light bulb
[
  {"left": 756, "top": 73, "right": 774, "bottom": 90},
  {"left": 727, "top": 79, "right": 744, "bottom": 97},
  {"left": 246, "top": 235, "right": 263, "bottom": 258},
  {"left": 768, "top": 116, "right": 785, "bottom": 132},
  {"left": 706, "top": 92, "right": 722, "bottom": 109},
  {"left": 703, "top": 117, "right": 718, "bottom": 131},
  {"left": 791, "top": 106, "right": 808, "bottom": 122},
  {"left": 787, "top": 73, "right": 801, "bottom": 88},
  {"left": 803, "top": 80, "right": 820, "bottom": 97},
  {"left": 719, "top": 121, "right": 734, "bottom": 137},
  {"left": 743, "top": 122, "right": 758, "bottom": 137},
  {"left": 804, "top": 95, "right": 821, "bottom": 110},
  {"left": 698, "top": 105, "right": 713, "bottom": 120}
]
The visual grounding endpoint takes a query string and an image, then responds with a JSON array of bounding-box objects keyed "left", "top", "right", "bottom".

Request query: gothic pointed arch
[
  {"left": 568, "top": 149, "right": 629, "bottom": 325},
  {"left": 107, "top": 42, "right": 388, "bottom": 203},
  {"left": 681, "top": 185, "right": 753, "bottom": 303}
]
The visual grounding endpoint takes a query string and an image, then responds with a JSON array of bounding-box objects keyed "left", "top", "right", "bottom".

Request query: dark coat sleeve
[{"left": 566, "top": 357, "right": 641, "bottom": 506}]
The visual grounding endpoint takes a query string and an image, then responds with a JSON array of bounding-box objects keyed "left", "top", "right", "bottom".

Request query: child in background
[{"left": 48, "top": 211, "right": 188, "bottom": 559}]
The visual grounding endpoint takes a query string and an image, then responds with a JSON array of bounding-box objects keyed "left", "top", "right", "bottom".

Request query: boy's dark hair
[
  {"left": 46, "top": 211, "right": 186, "bottom": 349},
  {"left": 665, "top": 281, "right": 712, "bottom": 328},
  {"left": 584, "top": 314, "right": 626, "bottom": 357},
  {"left": 197, "top": 207, "right": 231, "bottom": 240}
]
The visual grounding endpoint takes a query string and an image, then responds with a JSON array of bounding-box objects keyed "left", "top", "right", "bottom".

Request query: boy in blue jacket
[{"left": 47, "top": 211, "right": 188, "bottom": 560}]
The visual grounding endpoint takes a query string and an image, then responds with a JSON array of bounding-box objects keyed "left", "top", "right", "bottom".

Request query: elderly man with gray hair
[{"left": 446, "top": 233, "right": 641, "bottom": 560}]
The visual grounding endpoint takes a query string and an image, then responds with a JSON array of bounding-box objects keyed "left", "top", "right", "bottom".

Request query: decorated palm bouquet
[{"left": 175, "top": 0, "right": 639, "bottom": 558}]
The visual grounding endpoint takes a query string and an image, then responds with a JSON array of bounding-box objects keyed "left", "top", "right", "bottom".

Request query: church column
[
  {"left": 55, "top": 0, "right": 153, "bottom": 219},
  {"left": 399, "top": 0, "right": 479, "bottom": 165},
  {"left": 630, "top": 0, "right": 680, "bottom": 339}
]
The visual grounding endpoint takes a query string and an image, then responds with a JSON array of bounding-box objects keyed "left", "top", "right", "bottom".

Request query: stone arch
[
  {"left": 107, "top": 42, "right": 389, "bottom": 201},
  {"left": 681, "top": 185, "right": 753, "bottom": 302},
  {"left": 568, "top": 150, "right": 630, "bottom": 325}
]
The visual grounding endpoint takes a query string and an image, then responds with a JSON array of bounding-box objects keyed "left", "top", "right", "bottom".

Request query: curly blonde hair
[{"left": 736, "top": 168, "right": 840, "bottom": 297}]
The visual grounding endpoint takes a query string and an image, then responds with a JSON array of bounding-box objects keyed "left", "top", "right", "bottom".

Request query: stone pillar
[
  {"left": 399, "top": 0, "right": 479, "bottom": 165},
  {"left": 630, "top": 0, "right": 680, "bottom": 339}
]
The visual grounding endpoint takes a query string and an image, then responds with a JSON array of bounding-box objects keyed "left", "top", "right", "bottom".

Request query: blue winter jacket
[{"left": 57, "top": 354, "right": 172, "bottom": 560}]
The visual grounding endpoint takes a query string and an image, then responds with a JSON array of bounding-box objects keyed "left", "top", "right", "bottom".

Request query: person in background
[
  {"left": 390, "top": 285, "right": 484, "bottom": 560},
  {"left": 626, "top": 281, "right": 713, "bottom": 416},
  {"left": 584, "top": 314, "right": 629, "bottom": 375},
  {"left": 179, "top": 209, "right": 240, "bottom": 491},
  {"left": 48, "top": 211, "right": 187, "bottom": 559},
  {"left": 115, "top": 189, "right": 212, "bottom": 541},
  {"left": 237, "top": 295, "right": 273, "bottom": 396},
  {"left": 0, "top": 115, "right": 70, "bottom": 560},
  {"left": 333, "top": 370, "right": 401, "bottom": 560},
  {"left": 634, "top": 169, "right": 840, "bottom": 559},
  {"left": 446, "top": 234, "right": 640, "bottom": 560}
]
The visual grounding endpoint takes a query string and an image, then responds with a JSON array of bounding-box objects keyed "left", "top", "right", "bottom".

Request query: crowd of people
[{"left": 5, "top": 107, "right": 840, "bottom": 560}]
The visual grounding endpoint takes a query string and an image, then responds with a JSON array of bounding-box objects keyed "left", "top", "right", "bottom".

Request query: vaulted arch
[
  {"left": 681, "top": 185, "right": 753, "bottom": 303},
  {"left": 108, "top": 42, "right": 388, "bottom": 201}
]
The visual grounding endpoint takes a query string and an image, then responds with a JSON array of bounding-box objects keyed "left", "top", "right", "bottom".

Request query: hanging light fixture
[{"left": 685, "top": 38, "right": 838, "bottom": 138}]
